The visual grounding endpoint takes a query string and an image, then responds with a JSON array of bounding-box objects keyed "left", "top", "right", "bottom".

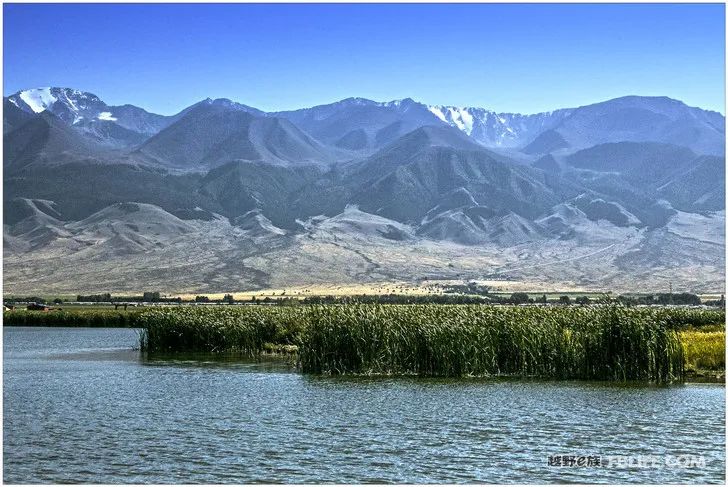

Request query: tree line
[{"left": 5, "top": 291, "right": 722, "bottom": 307}]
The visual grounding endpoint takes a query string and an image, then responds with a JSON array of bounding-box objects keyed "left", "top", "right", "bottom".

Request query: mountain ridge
[
  {"left": 8, "top": 87, "right": 723, "bottom": 154},
  {"left": 4, "top": 87, "right": 725, "bottom": 293}
]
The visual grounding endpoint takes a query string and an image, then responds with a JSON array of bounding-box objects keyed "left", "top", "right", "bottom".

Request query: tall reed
[
  {"left": 7, "top": 304, "right": 718, "bottom": 382},
  {"left": 132, "top": 305, "right": 698, "bottom": 381},
  {"left": 3, "top": 309, "right": 139, "bottom": 327},
  {"left": 298, "top": 305, "right": 685, "bottom": 382},
  {"left": 136, "top": 306, "right": 303, "bottom": 353}
]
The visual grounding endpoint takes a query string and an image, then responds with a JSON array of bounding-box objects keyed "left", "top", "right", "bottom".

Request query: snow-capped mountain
[
  {"left": 6, "top": 87, "right": 725, "bottom": 156},
  {"left": 426, "top": 105, "right": 572, "bottom": 148},
  {"left": 4, "top": 88, "right": 725, "bottom": 294},
  {"left": 275, "top": 96, "right": 573, "bottom": 150},
  {"left": 7, "top": 87, "right": 110, "bottom": 125},
  {"left": 6, "top": 87, "right": 175, "bottom": 145}
]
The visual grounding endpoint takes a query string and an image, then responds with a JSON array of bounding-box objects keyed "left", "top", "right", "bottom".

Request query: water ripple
[{"left": 4, "top": 327, "right": 726, "bottom": 483}]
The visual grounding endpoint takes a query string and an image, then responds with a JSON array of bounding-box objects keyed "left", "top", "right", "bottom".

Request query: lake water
[{"left": 4, "top": 327, "right": 725, "bottom": 484}]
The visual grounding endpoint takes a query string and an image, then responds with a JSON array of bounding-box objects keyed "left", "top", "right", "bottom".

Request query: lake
[{"left": 3, "top": 327, "right": 725, "bottom": 483}]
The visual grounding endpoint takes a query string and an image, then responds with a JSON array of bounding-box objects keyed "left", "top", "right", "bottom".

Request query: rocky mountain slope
[{"left": 4, "top": 87, "right": 725, "bottom": 293}]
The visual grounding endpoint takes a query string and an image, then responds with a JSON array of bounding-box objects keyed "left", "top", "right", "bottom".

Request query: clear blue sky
[{"left": 4, "top": 3, "right": 725, "bottom": 115}]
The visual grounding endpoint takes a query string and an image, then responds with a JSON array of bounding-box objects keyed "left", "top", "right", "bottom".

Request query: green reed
[
  {"left": 6, "top": 303, "right": 721, "bottom": 382},
  {"left": 135, "top": 306, "right": 303, "bottom": 353},
  {"left": 131, "top": 304, "right": 713, "bottom": 382},
  {"left": 298, "top": 305, "right": 687, "bottom": 382},
  {"left": 3, "top": 309, "right": 139, "bottom": 327}
]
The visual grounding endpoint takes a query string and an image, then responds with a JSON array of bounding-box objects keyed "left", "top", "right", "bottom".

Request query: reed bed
[
  {"left": 130, "top": 304, "right": 715, "bottom": 382},
  {"left": 649, "top": 307, "right": 725, "bottom": 329},
  {"left": 7, "top": 304, "right": 723, "bottom": 382},
  {"left": 299, "top": 305, "right": 686, "bottom": 382},
  {"left": 136, "top": 306, "right": 303, "bottom": 353},
  {"left": 3, "top": 309, "right": 140, "bottom": 327}
]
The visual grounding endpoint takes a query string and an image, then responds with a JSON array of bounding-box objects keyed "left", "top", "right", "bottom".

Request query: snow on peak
[
  {"left": 9, "top": 87, "right": 120, "bottom": 125},
  {"left": 379, "top": 98, "right": 415, "bottom": 108},
  {"left": 428, "top": 106, "right": 447, "bottom": 123},
  {"left": 97, "top": 112, "right": 117, "bottom": 121},
  {"left": 427, "top": 105, "right": 484, "bottom": 136},
  {"left": 426, "top": 104, "right": 569, "bottom": 147},
  {"left": 18, "top": 87, "right": 57, "bottom": 113},
  {"left": 379, "top": 99, "right": 403, "bottom": 108},
  {"left": 341, "top": 98, "right": 413, "bottom": 109}
]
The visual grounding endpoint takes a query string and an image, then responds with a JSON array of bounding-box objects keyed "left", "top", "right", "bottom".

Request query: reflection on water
[
  {"left": 143, "top": 351, "right": 298, "bottom": 372},
  {"left": 4, "top": 327, "right": 726, "bottom": 484}
]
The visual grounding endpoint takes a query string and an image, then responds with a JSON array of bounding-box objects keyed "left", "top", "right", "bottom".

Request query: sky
[{"left": 3, "top": 3, "right": 725, "bottom": 115}]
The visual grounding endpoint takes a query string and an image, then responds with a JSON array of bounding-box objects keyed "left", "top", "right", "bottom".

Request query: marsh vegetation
[
  {"left": 131, "top": 305, "right": 724, "bottom": 382},
  {"left": 5, "top": 304, "right": 723, "bottom": 382}
]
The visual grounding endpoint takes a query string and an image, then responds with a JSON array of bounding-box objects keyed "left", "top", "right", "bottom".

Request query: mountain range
[{"left": 4, "top": 87, "right": 725, "bottom": 294}]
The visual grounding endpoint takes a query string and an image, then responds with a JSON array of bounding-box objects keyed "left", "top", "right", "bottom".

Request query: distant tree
[
  {"left": 222, "top": 294, "right": 234, "bottom": 304},
  {"left": 575, "top": 296, "right": 591, "bottom": 306},
  {"left": 77, "top": 293, "right": 111, "bottom": 303},
  {"left": 143, "top": 292, "right": 161, "bottom": 302},
  {"left": 656, "top": 293, "right": 700, "bottom": 306},
  {"left": 53, "top": 298, "right": 63, "bottom": 304},
  {"left": 195, "top": 295, "right": 210, "bottom": 303},
  {"left": 559, "top": 295, "right": 571, "bottom": 305},
  {"left": 509, "top": 292, "right": 529, "bottom": 305}
]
